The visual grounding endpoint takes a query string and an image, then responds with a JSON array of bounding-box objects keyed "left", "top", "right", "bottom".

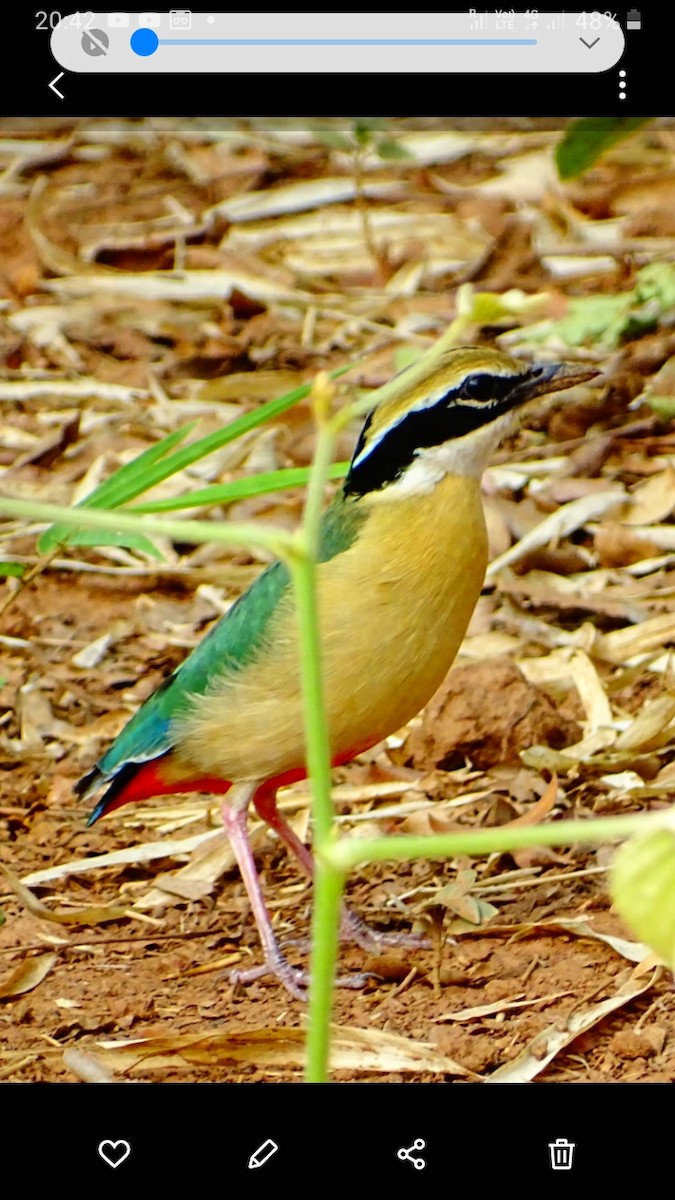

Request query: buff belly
[{"left": 174, "top": 473, "right": 488, "bottom": 781}]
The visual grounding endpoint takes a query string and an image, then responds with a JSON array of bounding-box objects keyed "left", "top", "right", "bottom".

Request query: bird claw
[
  {"left": 280, "top": 909, "right": 431, "bottom": 955},
  {"left": 339, "top": 908, "right": 432, "bottom": 953},
  {"left": 229, "top": 960, "right": 309, "bottom": 1001},
  {"left": 277, "top": 908, "right": 430, "bottom": 957},
  {"left": 229, "top": 956, "right": 377, "bottom": 1000}
]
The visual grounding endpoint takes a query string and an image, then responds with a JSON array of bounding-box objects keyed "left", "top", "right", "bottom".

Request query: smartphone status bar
[{"left": 50, "top": 11, "right": 626, "bottom": 74}]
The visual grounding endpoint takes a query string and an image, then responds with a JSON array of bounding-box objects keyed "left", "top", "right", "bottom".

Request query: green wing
[{"left": 93, "top": 489, "right": 365, "bottom": 777}]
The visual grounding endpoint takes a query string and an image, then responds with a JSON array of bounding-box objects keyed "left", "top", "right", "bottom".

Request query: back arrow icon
[{"left": 49, "top": 72, "right": 65, "bottom": 99}]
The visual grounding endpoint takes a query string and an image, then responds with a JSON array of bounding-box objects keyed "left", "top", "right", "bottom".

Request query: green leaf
[
  {"left": 64, "top": 529, "right": 165, "bottom": 558},
  {"left": 353, "top": 117, "right": 387, "bottom": 147},
  {"left": 36, "top": 372, "right": 354, "bottom": 556},
  {"left": 457, "top": 283, "right": 550, "bottom": 324},
  {"left": 376, "top": 138, "right": 413, "bottom": 161},
  {"left": 312, "top": 129, "right": 354, "bottom": 151},
  {"left": 131, "top": 462, "right": 348, "bottom": 514},
  {"left": 644, "top": 395, "right": 675, "bottom": 421},
  {"left": 556, "top": 116, "right": 650, "bottom": 180},
  {"left": 38, "top": 422, "right": 195, "bottom": 554},
  {"left": 514, "top": 262, "right": 675, "bottom": 351},
  {"left": 611, "top": 825, "right": 675, "bottom": 968},
  {"left": 0, "top": 562, "right": 25, "bottom": 578},
  {"left": 66, "top": 423, "right": 195, "bottom": 510},
  {"left": 36, "top": 368, "right": 356, "bottom": 557},
  {"left": 635, "top": 261, "right": 675, "bottom": 310},
  {"left": 548, "top": 294, "right": 632, "bottom": 349},
  {"left": 392, "top": 345, "right": 424, "bottom": 373}
]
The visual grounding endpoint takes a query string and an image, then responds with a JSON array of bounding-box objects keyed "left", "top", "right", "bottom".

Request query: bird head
[{"left": 344, "top": 346, "right": 599, "bottom": 499}]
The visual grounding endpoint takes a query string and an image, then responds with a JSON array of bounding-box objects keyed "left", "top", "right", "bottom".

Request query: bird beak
[{"left": 510, "top": 360, "right": 601, "bottom": 405}]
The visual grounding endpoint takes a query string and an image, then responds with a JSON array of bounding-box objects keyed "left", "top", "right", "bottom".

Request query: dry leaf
[
  {"left": 437, "top": 989, "right": 572, "bottom": 1023},
  {"left": 420, "top": 870, "right": 498, "bottom": 927},
  {"left": 0, "top": 953, "right": 57, "bottom": 1000},
  {"left": 614, "top": 693, "right": 675, "bottom": 752},
  {"left": 620, "top": 465, "right": 675, "bottom": 526},
  {"left": 132, "top": 828, "right": 244, "bottom": 911},
  {"left": 212, "top": 176, "right": 399, "bottom": 222},
  {"left": 487, "top": 966, "right": 660, "bottom": 1082},
  {"left": 62, "top": 1047, "right": 117, "bottom": 1083},
  {"left": 518, "top": 648, "right": 612, "bottom": 737},
  {"left": 502, "top": 773, "right": 559, "bottom": 828},
  {"left": 48, "top": 269, "right": 309, "bottom": 305},
  {"left": 92, "top": 1026, "right": 470, "bottom": 1076},
  {"left": 597, "top": 613, "right": 675, "bottom": 664},
  {"left": 71, "top": 623, "right": 131, "bottom": 669},
  {"left": 2, "top": 865, "right": 128, "bottom": 926},
  {"left": 21, "top": 830, "right": 220, "bottom": 888},
  {"left": 487, "top": 490, "right": 625, "bottom": 579}
]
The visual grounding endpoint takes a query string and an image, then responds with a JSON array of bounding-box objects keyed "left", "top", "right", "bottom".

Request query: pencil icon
[{"left": 248, "top": 1139, "right": 279, "bottom": 1170}]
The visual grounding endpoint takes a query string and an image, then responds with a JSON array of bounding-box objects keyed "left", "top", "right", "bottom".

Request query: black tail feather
[
  {"left": 74, "top": 767, "right": 102, "bottom": 799},
  {"left": 81, "top": 762, "right": 145, "bottom": 826}
]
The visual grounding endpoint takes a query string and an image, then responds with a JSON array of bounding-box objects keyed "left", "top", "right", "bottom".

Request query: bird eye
[{"left": 461, "top": 373, "right": 496, "bottom": 402}]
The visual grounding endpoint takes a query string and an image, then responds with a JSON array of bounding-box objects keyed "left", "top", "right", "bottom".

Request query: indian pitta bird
[{"left": 76, "top": 346, "right": 596, "bottom": 997}]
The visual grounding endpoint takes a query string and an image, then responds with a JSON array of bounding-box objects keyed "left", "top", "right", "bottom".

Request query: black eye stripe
[{"left": 344, "top": 372, "right": 527, "bottom": 498}]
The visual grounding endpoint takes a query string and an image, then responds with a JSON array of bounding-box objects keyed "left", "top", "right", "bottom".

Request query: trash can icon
[{"left": 549, "top": 1139, "right": 575, "bottom": 1170}]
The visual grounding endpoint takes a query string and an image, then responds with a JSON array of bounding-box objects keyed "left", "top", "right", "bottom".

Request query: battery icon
[{"left": 626, "top": 9, "right": 642, "bottom": 29}]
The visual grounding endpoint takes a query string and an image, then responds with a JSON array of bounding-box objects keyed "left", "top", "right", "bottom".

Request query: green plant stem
[
  {"left": 325, "top": 808, "right": 675, "bottom": 873},
  {"left": 306, "top": 860, "right": 345, "bottom": 1082},
  {"left": 0, "top": 496, "right": 294, "bottom": 562},
  {"left": 289, "top": 413, "right": 344, "bottom": 1082},
  {"left": 290, "top": 410, "right": 340, "bottom": 847},
  {"left": 353, "top": 148, "right": 382, "bottom": 274},
  {"left": 0, "top": 546, "right": 59, "bottom": 621},
  {"left": 286, "top": 544, "right": 333, "bottom": 846}
]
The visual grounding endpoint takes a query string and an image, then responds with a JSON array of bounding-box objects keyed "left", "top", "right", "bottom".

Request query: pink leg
[
  {"left": 253, "top": 782, "right": 430, "bottom": 953},
  {"left": 220, "top": 788, "right": 371, "bottom": 999}
]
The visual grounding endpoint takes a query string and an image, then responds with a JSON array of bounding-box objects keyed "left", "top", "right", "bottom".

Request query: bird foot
[
  {"left": 339, "top": 907, "right": 432, "bottom": 953},
  {"left": 279, "top": 907, "right": 432, "bottom": 954},
  {"left": 229, "top": 951, "right": 375, "bottom": 1000}
]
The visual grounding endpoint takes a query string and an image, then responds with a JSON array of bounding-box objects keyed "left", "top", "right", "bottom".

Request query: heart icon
[{"left": 97, "top": 1140, "right": 131, "bottom": 1169}]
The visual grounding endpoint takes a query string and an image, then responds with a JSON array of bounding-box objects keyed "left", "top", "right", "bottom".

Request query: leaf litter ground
[{"left": 2, "top": 119, "right": 675, "bottom": 1082}]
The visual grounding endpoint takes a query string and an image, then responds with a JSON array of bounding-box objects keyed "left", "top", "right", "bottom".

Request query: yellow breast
[{"left": 176, "top": 473, "right": 487, "bottom": 781}]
